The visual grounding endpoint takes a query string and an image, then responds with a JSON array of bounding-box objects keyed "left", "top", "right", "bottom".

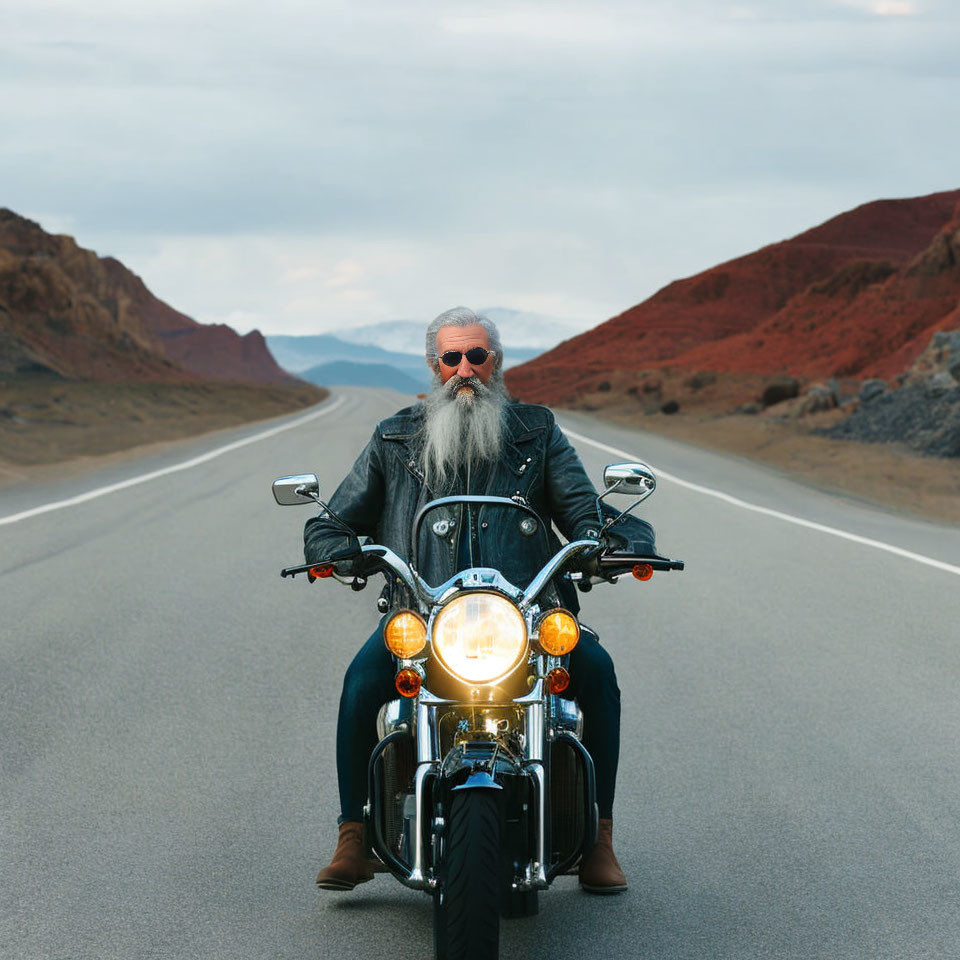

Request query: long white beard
[{"left": 420, "top": 371, "right": 509, "bottom": 492}]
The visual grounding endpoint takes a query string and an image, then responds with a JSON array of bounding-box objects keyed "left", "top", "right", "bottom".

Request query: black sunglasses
[{"left": 437, "top": 347, "right": 492, "bottom": 367}]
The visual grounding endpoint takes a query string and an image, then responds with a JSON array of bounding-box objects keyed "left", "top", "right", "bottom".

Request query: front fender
[
  {"left": 441, "top": 739, "right": 523, "bottom": 789},
  {"left": 452, "top": 768, "right": 503, "bottom": 791}
]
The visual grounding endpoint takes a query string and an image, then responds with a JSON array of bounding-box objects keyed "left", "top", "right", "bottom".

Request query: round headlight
[
  {"left": 537, "top": 609, "right": 580, "bottom": 656},
  {"left": 431, "top": 591, "right": 527, "bottom": 684},
  {"left": 384, "top": 610, "right": 428, "bottom": 659}
]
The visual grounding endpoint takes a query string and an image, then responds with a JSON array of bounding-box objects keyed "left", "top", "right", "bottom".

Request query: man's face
[
  {"left": 422, "top": 321, "right": 506, "bottom": 485},
  {"left": 433, "top": 324, "right": 496, "bottom": 389}
]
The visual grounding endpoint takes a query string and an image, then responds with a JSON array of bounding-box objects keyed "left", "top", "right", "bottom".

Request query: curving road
[{"left": 2, "top": 387, "right": 959, "bottom": 960}]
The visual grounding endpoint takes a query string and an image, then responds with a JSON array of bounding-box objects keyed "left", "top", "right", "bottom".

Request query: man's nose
[{"left": 457, "top": 355, "right": 475, "bottom": 378}]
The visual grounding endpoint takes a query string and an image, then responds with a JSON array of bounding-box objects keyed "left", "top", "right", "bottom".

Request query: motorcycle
[{"left": 273, "top": 461, "right": 684, "bottom": 960}]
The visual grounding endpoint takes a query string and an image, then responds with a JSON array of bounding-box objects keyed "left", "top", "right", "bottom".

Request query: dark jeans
[{"left": 335, "top": 620, "right": 621, "bottom": 822}]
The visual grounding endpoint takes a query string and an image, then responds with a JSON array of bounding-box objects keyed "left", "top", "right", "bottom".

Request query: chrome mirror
[
  {"left": 598, "top": 462, "right": 657, "bottom": 531},
  {"left": 602, "top": 462, "right": 656, "bottom": 495},
  {"left": 272, "top": 474, "right": 321, "bottom": 506}
]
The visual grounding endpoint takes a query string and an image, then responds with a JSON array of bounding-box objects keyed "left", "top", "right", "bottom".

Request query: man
[{"left": 304, "top": 307, "right": 655, "bottom": 895}]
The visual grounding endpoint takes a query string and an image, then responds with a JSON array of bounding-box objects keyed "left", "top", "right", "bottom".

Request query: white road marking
[
  {"left": 0, "top": 397, "right": 347, "bottom": 527},
  {"left": 7, "top": 394, "right": 953, "bottom": 578},
  {"left": 562, "top": 426, "right": 960, "bottom": 578}
]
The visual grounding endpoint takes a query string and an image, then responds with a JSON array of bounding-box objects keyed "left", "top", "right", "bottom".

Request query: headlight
[{"left": 431, "top": 591, "right": 528, "bottom": 684}]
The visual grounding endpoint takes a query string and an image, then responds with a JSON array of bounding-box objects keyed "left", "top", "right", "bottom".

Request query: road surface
[{"left": 2, "top": 387, "right": 959, "bottom": 959}]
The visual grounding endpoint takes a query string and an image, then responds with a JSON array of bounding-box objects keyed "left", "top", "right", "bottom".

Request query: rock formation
[
  {"left": 506, "top": 189, "right": 960, "bottom": 407},
  {"left": 0, "top": 209, "right": 293, "bottom": 384}
]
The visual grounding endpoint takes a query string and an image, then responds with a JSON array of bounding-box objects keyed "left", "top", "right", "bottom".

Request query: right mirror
[
  {"left": 602, "top": 461, "right": 656, "bottom": 495},
  {"left": 272, "top": 473, "right": 321, "bottom": 506}
]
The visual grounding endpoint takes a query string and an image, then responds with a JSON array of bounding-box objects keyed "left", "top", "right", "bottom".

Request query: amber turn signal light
[
  {"left": 547, "top": 667, "right": 570, "bottom": 694},
  {"left": 632, "top": 563, "right": 654, "bottom": 581},
  {"left": 395, "top": 668, "right": 422, "bottom": 698},
  {"left": 384, "top": 610, "right": 428, "bottom": 659},
  {"left": 309, "top": 564, "right": 334, "bottom": 579},
  {"left": 537, "top": 609, "right": 580, "bottom": 656}
]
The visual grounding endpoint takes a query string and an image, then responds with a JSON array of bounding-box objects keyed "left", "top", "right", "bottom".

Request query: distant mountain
[
  {"left": 267, "top": 333, "right": 431, "bottom": 386},
  {"left": 334, "top": 310, "right": 586, "bottom": 363},
  {"left": 499, "top": 346, "right": 544, "bottom": 370},
  {"left": 333, "top": 320, "right": 426, "bottom": 355},
  {"left": 479, "top": 308, "right": 588, "bottom": 350},
  {"left": 0, "top": 208, "right": 293, "bottom": 384},
  {"left": 301, "top": 360, "right": 424, "bottom": 394},
  {"left": 507, "top": 188, "right": 960, "bottom": 405},
  {"left": 268, "top": 330, "right": 543, "bottom": 377}
]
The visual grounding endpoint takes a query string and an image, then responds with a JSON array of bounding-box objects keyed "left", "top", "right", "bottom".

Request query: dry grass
[
  {"left": 575, "top": 398, "right": 960, "bottom": 527},
  {"left": 0, "top": 376, "right": 327, "bottom": 485}
]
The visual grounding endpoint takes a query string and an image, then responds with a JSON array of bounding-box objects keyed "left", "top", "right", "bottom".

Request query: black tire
[{"left": 433, "top": 790, "right": 500, "bottom": 960}]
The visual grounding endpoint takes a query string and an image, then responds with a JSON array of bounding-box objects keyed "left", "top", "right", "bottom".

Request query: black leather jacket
[{"left": 303, "top": 400, "right": 655, "bottom": 612}]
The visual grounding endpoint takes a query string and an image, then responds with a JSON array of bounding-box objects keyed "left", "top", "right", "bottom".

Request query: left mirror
[{"left": 272, "top": 473, "right": 321, "bottom": 506}]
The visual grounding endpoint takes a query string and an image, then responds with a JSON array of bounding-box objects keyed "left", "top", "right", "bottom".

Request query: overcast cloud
[{"left": 2, "top": 0, "right": 958, "bottom": 336}]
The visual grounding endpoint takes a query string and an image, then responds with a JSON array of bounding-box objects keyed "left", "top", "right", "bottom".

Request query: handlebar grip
[{"left": 598, "top": 554, "right": 685, "bottom": 572}]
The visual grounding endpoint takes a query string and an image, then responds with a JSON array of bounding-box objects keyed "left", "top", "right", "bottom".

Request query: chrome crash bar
[{"left": 369, "top": 682, "right": 553, "bottom": 892}]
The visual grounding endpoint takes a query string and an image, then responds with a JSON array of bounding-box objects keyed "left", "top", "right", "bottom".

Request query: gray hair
[
  {"left": 424, "top": 306, "right": 503, "bottom": 371},
  {"left": 420, "top": 369, "right": 509, "bottom": 492}
]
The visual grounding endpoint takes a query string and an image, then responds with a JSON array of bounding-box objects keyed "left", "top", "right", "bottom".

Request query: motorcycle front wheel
[{"left": 433, "top": 789, "right": 500, "bottom": 960}]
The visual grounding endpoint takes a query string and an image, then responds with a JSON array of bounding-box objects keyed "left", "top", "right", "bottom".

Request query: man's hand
[
  {"left": 573, "top": 527, "right": 631, "bottom": 580},
  {"left": 311, "top": 534, "right": 364, "bottom": 577},
  {"left": 333, "top": 554, "right": 365, "bottom": 578}
]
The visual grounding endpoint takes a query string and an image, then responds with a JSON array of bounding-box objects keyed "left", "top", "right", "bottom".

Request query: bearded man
[{"left": 305, "top": 307, "right": 654, "bottom": 896}]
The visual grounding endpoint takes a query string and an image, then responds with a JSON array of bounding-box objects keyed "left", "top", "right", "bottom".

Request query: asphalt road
[{"left": 2, "top": 387, "right": 959, "bottom": 960}]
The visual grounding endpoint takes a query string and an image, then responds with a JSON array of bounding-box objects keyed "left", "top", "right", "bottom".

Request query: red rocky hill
[
  {"left": 0, "top": 209, "right": 292, "bottom": 384},
  {"left": 506, "top": 189, "right": 960, "bottom": 405}
]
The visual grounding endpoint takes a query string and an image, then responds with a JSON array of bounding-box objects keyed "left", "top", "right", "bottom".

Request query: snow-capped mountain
[
  {"left": 333, "top": 320, "right": 427, "bottom": 355},
  {"left": 335, "top": 309, "right": 588, "bottom": 357},
  {"left": 479, "top": 308, "right": 590, "bottom": 351}
]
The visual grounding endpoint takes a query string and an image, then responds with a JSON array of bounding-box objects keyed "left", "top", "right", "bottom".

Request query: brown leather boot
[
  {"left": 579, "top": 818, "right": 628, "bottom": 894},
  {"left": 315, "top": 822, "right": 375, "bottom": 891}
]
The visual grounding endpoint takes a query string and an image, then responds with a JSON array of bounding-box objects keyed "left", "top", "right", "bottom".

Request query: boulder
[
  {"left": 760, "top": 376, "right": 800, "bottom": 408},
  {"left": 928, "top": 371, "right": 959, "bottom": 394},
  {"left": 797, "top": 382, "right": 838, "bottom": 415},
  {"left": 904, "top": 327, "right": 960, "bottom": 382},
  {"left": 859, "top": 379, "right": 887, "bottom": 403},
  {"left": 823, "top": 380, "right": 960, "bottom": 458},
  {"left": 684, "top": 371, "right": 717, "bottom": 390},
  {"left": 932, "top": 329, "right": 960, "bottom": 355}
]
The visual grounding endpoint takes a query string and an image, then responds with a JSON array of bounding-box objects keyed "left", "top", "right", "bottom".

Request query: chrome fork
[
  {"left": 410, "top": 688, "right": 452, "bottom": 889},
  {"left": 515, "top": 679, "right": 549, "bottom": 889}
]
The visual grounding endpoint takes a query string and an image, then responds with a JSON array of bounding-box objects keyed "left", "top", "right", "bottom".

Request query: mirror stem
[
  {"left": 307, "top": 496, "right": 357, "bottom": 537},
  {"left": 594, "top": 478, "right": 626, "bottom": 527},
  {"left": 599, "top": 488, "right": 654, "bottom": 534}
]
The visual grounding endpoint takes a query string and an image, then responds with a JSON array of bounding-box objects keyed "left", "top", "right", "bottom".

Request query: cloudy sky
[{"left": 2, "top": 0, "right": 958, "bottom": 337}]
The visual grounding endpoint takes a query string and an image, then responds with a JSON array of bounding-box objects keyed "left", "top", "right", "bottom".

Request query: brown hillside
[
  {"left": 0, "top": 209, "right": 292, "bottom": 384},
  {"left": 507, "top": 189, "right": 960, "bottom": 405},
  {"left": 99, "top": 256, "right": 293, "bottom": 384},
  {"left": 673, "top": 208, "right": 960, "bottom": 381},
  {"left": 0, "top": 209, "right": 326, "bottom": 471},
  {"left": 0, "top": 210, "right": 183, "bottom": 381}
]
